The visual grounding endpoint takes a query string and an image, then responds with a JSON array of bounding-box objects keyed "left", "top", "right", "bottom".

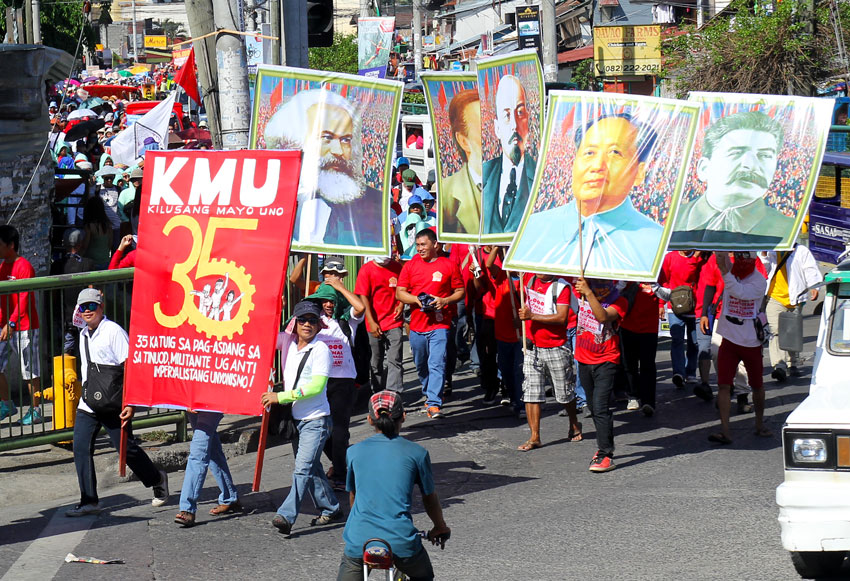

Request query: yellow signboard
[
  {"left": 144, "top": 35, "right": 167, "bottom": 49},
  {"left": 593, "top": 25, "right": 661, "bottom": 77}
]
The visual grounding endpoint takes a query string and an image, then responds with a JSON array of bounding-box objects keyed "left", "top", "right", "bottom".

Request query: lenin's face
[
  {"left": 571, "top": 117, "right": 645, "bottom": 215},
  {"left": 698, "top": 129, "right": 779, "bottom": 209},
  {"left": 493, "top": 77, "right": 528, "bottom": 166}
]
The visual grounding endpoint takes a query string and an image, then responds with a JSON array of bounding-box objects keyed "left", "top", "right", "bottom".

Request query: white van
[
  {"left": 399, "top": 114, "right": 436, "bottom": 184},
  {"left": 776, "top": 258, "right": 850, "bottom": 578}
]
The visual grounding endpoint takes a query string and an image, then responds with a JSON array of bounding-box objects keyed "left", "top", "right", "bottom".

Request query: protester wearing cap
[
  {"left": 397, "top": 168, "right": 420, "bottom": 212},
  {"left": 304, "top": 262, "right": 366, "bottom": 491},
  {"left": 708, "top": 252, "right": 770, "bottom": 446},
  {"left": 262, "top": 300, "right": 342, "bottom": 535},
  {"left": 394, "top": 156, "right": 411, "bottom": 185},
  {"left": 68, "top": 288, "right": 169, "bottom": 516},
  {"left": 418, "top": 188, "right": 437, "bottom": 220},
  {"left": 337, "top": 390, "right": 451, "bottom": 580}
]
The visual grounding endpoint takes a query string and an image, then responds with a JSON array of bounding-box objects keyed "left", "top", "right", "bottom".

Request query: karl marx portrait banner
[
  {"left": 504, "top": 92, "right": 700, "bottom": 281},
  {"left": 669, "top": 92, "right": 833, "bottom": 251},
  {"left": 249, "top": 66, "right": 404, "bottom": 256}
]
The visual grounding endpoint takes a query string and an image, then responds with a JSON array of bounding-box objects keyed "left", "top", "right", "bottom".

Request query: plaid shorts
[{"left": 522, "top": 344, "right": 575, "bottom": 404}]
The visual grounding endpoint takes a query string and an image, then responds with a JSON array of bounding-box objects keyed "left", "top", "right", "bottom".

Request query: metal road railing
[{"left": 0, "top": 268, "right": 186, "bottom": 452}]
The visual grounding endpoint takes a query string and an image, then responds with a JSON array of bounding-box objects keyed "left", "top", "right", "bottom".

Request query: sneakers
[
  {"left": 272, "top": 514, "right": 292, "bottom": 534},
  {"left": 482, "top": 394, "right": 498, "bottom": 406},
  {"left": 672, "top": 374, "right": 685, "bottom": 389},
  {"left": 589, "top": 453, "right": 616, "bottom": 473},
  {"left": 0, "top": 400, "right": 17, "bottom": 421},
  {"left": 500, "top": 396, "right": 511, "bottom": 406},
  {"left": 771, "top": 365, "right": 787, "bottom": 383},
  {"left": 21, "top": 407, "right": 42, "bottom": 426},
  {"left": 151, "top": 469, "right": 169, "bottom": 507},
  {"left": 66, "top": 502, "right": 100, "bottom": 517},
  {"left": 427, "top": 406, "right": 444, "bottom": 419},
  {"left": 627, "top": 398, "right": 640, "bottom": 411},
  {"left": 310, "top": 509, "right": 344, "bottom": 526},
  {"left": 641, "top": 404, "right": 655, "bottom": 417},
  {"left": 693, "top": 383, "right": 713, "bottom": 402}
]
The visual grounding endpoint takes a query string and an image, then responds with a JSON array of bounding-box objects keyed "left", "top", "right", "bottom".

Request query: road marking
[{"left": 1, "top": 508, "right": 95, "bottom": 581}]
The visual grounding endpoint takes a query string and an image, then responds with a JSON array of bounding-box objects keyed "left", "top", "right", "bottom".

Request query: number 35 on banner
[{"left": 154, "top": 215, "right": 258, "bottom": 340}]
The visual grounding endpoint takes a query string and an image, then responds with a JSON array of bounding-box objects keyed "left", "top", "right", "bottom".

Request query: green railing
[{"left": 0, "top": 268, "right": 186, "bottom": 452}]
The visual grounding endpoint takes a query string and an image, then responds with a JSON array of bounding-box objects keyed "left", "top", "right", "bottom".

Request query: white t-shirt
[
  {"left": 78, "top": 317, "right": 129, "bottom": 414},
  {"left": 716, "top": 270, "right": 767, "bottom": 349},
  {"left": 282, "top": 336, "right": 331, "bottom": 421},
  {"left": 317, "top": 307, "right": 364, "bottom": 379}
]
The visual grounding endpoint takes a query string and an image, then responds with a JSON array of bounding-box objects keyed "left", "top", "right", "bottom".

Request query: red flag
[
  {"left": 175, "top": 47, "right": 201, "bottom": 105},
  {"left": 269, "top": 81, "right": 283, "bottom": 112},
  {"left": 438, "top": 83, "right": 447, "bottom": 109}
]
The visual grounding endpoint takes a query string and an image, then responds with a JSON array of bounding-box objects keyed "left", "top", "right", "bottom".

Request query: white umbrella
[{"left": 67, "top": 108, "right": 98, "bottom": 120}]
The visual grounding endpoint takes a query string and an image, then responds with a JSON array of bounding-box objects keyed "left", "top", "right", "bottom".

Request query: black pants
[
  {"left": 444, "top": 317, "right": 458, "bottom": 388},
  {"left": 323, "top": 378, "right": 356, "bottom": 479},
  {"left": 475, "top": 316, "right": 499, "bottom": 396},
  {"left": 580, "top": 361, "right": 619, "bottom": 458},
  {"left": 620, "top": 328, "right": 659, "bottom": 408},
  {"left": 73, "top": 408, "right": 160, "bottom": 506}
]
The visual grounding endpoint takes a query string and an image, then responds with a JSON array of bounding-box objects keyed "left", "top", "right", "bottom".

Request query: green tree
[
  {"left": 0, "top": 0, "right": 96, "bottom": 55},
  {"left": 309, "top": 33, "right": 358, "bottom": 74},
  {"left": 664, "top": 0, "right": 846, "bottom": 96},
  {"left": 155, "top": 18, "right": 186, "bottom": 44}
]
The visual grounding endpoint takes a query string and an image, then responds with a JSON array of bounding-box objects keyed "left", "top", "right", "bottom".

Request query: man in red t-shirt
[
  {"left": 0, "top": 226, "right": 42, "bottom": 424},
  {"left": 575, "top": 277, "right": 628, "bottom": 472},
  {"left": 355, "top": 257, "right": 405, "bottom": 393},
  {"left": 517, "top": 273, "right": 581, "bottom": 451},
  {"left": 619, "top": 282, "right": 660, "bottom": 416},
  {"left": 396, "top": 229, "right": 464, "bottom": 419}
]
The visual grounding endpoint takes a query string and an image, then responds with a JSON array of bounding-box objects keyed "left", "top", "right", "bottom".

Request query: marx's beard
[{"left": 313, "top": 153, "right": 365, "bottom": 204}]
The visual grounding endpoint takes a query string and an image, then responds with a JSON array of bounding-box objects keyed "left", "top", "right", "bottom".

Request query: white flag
[{"left": 110, "top": 93, "right": 176, "bottom": 166}]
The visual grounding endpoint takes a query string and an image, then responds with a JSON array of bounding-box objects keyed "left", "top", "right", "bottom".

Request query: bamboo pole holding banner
[
  {"left": 252, "top": 376, "right": 274, "bottom": 492},
  {"left": 119, "top": 362, "right": 128, "bottom": 477},
  {"left": 577, "top": 199, "right": 585, "bottom": 278}
]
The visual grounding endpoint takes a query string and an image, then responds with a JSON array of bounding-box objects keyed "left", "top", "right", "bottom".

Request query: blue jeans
[
  {"left": 567, "top": 327, "right": 587, "bottom": 407},
  {"left": 409, "top": 329, "right": 448, "bottom": 408},
  {"left": 277, "top": 415, "right": 339, "bottom": 525},
  {"left": 668, "top": 312, "right": 698, "bottom": 379},
  {"left": 179, "top": 412, "right": 238, "bottom": 514},
  {"left": 497, "top": 340, "right": 524, "bottom": 412}
]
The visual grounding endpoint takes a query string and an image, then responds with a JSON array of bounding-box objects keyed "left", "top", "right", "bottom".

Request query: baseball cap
[
  {"left": 402, "top": 168, "right": 417, "bottom": 186},
  {"left": 396, "top": 156, "right": 410, "bottom": 167},
  {"left": 407, "top": 194, "right": 424, "bottom": 208},
  {"left": 368, "top": 390, "right": 404, "bottom": 422},
  {"left": 199, "top": 120, "right": 208, "bottom": 128},
  {"left": 63, "top": 228, "right": 85, "bottom": 249},
  {"left": 49, "top": 101, "right": 58, "bottom": 108},
  {"left": 320, "top": 257, "right": 348, "bottom": 275},
  {"left": 417, "top": 189, "right": 434, "bottom": 202},
  {"left": 292, "top": 300, "right": 323, "bottom": 319},
  {"left": 77, "top": 288, "right": 103, "bottom": 306},
  {"left": 130, "top": 168, "right": 144, "bottom": 179},
  {"left": 429, "top": 181, "right": 438, "bottom": 194}
]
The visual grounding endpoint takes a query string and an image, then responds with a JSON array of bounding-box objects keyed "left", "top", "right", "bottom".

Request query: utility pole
[
  {"left": 541, "top": 0, "right": 557, "bottom": 83},
  {"left": 32, "top": 0, "right": 41, "bottom": 43},
  {"left": 24, "top": 0, "right": 33, "bottom": 44},
  {"left": 212, "top": 0, "right": 251, "bottom": 148},
  {"left": 185, "top": 0, "right": 223, "bottom": 148},
  {"left": 412, "top": 2, "right": 422, "bottom": 78},
  {"left": 131, "top": 0, "right": 138, "bottom": 62},
  {"left": 360, "top": 0, "right": 370, "bottom": 18},
  {"left": 270, "top": 0, "right": 281, "bottom": 64}
]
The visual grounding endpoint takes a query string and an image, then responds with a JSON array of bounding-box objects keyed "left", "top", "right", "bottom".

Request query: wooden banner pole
[
  {"left": 577, "top": 199, "right": 585, "bottom": 278},
  {"left": 252, "top": 404, "right": 270, "bottom": 492},
  {"left": 519, "top": 274, "right": 527, "bottom": 354},
  {"left": 119, "top": 362, "right": 127, "bottom": 477}
]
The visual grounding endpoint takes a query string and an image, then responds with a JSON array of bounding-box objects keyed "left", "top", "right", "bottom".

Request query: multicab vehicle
[{"left": 776, "top": 255, "right": 850, "bottom": 578}]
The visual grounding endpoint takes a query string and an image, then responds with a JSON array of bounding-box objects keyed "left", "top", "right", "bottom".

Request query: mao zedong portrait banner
[
  {"left": 670, "top": 92, "right": 833, "bottom": 250},
  {"left": 124, "top": 150, "right": 301, "bottom": 416},
  {"left": 504, "top": 92, "right": 700, "bottom": 281},
  {"left": 477, "top": 49, "right": 544, "bottom": 244},
  {"left": 421, "top": 72, "right": 481, "bottom": 242},
  {"left": 250, "top": 66, "right": 404, "bottom": 256}
]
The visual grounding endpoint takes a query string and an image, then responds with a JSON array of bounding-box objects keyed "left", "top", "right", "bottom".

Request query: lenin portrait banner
[
  {"left": 421, "top": 71, "right": 481, "bottom": 243},
  {"left": 249, "top": 65, "right": 404, "bottom": 256},
  {"left": 476, "top": 49, "right": 544, "bottom": 244},
  {"left": 124, "top": 150, "right": 301, "bottom": 416},
  {"left": 504, "top": 91, "right": 700, "bottom": 281},
  {"left": 670, "top": 92, "right": 833, "bottom": 250}
]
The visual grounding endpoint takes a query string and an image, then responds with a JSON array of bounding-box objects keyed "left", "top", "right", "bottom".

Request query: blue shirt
[
  {"left": 511, "top": 197, "right": 664, "bottom": 278},
  {"left": 343, "top": 434, "right": 435, "bottom": 558}
]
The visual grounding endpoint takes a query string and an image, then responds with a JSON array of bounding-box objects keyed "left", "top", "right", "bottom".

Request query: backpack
[{"left": 670, "top": 285, "right": 696, "bottom": 316}]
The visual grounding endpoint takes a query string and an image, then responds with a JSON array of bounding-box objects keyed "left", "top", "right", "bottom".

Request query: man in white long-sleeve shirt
[
  {"left": 708, "top": 252, "right": 770, "bottom": 446},
  {"left": 759, "top": 244, "right": 823, "bottom": 382}
]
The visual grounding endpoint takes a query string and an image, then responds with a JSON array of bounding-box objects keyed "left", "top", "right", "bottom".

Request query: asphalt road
[{"left": 0, "top": 311, "right": 841, "bottom": 580}]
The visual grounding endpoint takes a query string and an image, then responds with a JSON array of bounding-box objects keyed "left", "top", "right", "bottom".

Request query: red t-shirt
[
  {"left": 494, "top": 275, "right": 520, "bottom": 343},
  {"left": 0, "top": 256, "right": 40, "bottom": 331},
  {"left": 354, "top": 259, "right": 404, "bottom": 333},
  {"left": 477, "top": 248, "right": 502, "bottom": 319},
  {"left": 574, "top": 287, "right": 627, "bottom": 365},
  {"left": 620, "top": 284, "right": 660, "bottom": 334},
  {"left": 523, "top": 274, "right": 571, "bottom": 348},
  {"left": 398, "top": 254, "right": 463, "bottom": 332},
  {"left": 658, "top": 251, "right": 709, "bottom": 311},
  {"left": 448, "top": 243, "right": 476, "bottom": 310}
]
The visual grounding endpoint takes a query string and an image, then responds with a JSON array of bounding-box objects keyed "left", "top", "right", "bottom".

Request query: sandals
[
  {"left": 754, "top": 427, "right": 774, "bottom": 438},
  {"left": 517, "top": 440, "right": 542, "bottom": 452},
  {"left": 209, "top": 501, "right": 242, "bottom": 516},
  {"left": 708, "top": 433, "right": 733, "bottom": 445},
  {"left": 174, "top": 511, "right": 196, "bottom": 527},
  {"left": 567, "top": 422, "right": 583, "bottom": 442}
]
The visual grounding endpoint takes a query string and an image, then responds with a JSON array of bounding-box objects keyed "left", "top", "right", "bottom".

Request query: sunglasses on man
[
  {"left": 296, "top": 316, "right": 319, "bottom": 326},
  {"left": 79, "top": 302, "right": 100, "bottom": 312}
]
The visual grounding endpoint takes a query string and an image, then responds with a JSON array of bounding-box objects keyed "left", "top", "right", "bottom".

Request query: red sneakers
[
  {"left": 427, "top": 406, "right": 444, "bottom": 419},
  {"left": 589, "top": 453, "right": 616, "bottom": 472}
]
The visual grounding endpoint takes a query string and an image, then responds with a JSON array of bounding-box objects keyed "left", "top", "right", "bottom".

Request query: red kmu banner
[{"left": 125, "top": 150, "right": 301, "bottom": 415}]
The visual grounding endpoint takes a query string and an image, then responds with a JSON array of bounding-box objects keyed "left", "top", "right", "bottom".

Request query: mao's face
[
  {"left": 698, "top": 129, "right": 779, "bottom": 209},
  {"left": 307, "top": 104, "right": 354, "bottom": 162},
  {"left": 572, "top": 117, "right": 645, "bottom": 212},
  {"left": 493, "top": 78, "right": 528, "bottom": 166},
  {"left": 456, "top": 100, "right": 482, "bottom": 175}
]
